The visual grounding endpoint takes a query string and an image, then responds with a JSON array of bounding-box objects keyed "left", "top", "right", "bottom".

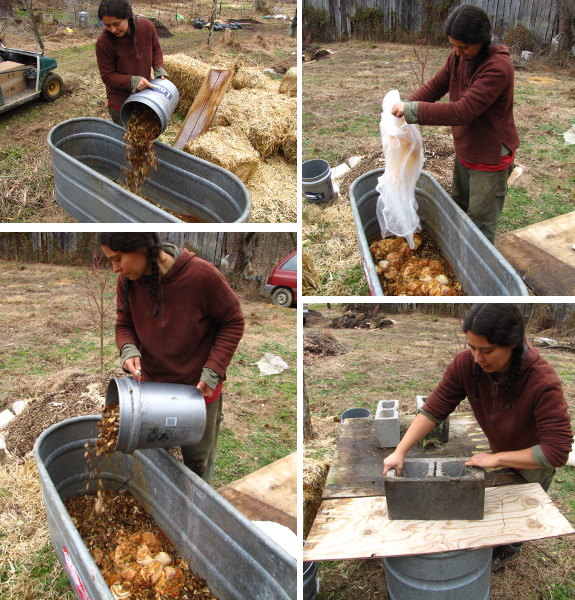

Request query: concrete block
[
  {"left": 385, "top": 457, "right": 485, "bottom": 520},
  {"left": 375, "top": 400, "right": 400, "bottom": 448},
  {"left": 416, "top": 395, "right": 449, "bottom": 442},
  {"left": 11, "top": 400, "right": 28, "bottom": 416}
]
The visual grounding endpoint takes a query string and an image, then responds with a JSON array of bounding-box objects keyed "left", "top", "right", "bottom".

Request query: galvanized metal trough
[
  {"left": 349, "top": 169, "right": 529, "bottom": 296},
  {"left": 33, "top": 416, "right": 296, "bottom": 600},
  {"left": 47, "top": 118, "right": 251, "bottom": 223}
]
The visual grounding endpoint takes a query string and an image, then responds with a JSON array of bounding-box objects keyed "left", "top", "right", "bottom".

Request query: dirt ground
[
  {"left": 304, "top": 306, "right": 575, "bottom": 600},
  {"left": 0, "top": 1, "right": 297, "bottom": 222}
]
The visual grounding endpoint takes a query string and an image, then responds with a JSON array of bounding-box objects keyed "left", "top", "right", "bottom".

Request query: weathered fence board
[{"left": 305, "top": 0, "right": 560, "bottom": 43}]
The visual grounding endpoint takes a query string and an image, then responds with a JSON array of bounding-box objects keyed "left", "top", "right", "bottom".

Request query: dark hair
[
  {"left": 98, "top": 0, "right": 138, "bottom": 57},
  {"left": 97, "top": 233, "right": 162, "bottom": 317},
  {"left": 462, "top": 304, "right": 525, "bottom": 409},
  {"left": 444, "top": 5, "right": 493, "bottom": 79}
]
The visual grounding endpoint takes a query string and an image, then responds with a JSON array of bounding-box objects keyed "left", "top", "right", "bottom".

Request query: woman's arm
[
  {"left": 383, "top": 413, "right": 438, "bottom": 477},
  {"left": 466, "top": 448, "right": 540, "bottom": 470}
]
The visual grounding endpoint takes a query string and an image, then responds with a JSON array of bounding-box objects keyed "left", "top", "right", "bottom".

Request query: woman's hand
[
  {"left": 136, "top": 77, "right": 155, "bottom": 91},
  {"left": 465, "top": 452, "right": 499, "bottom": 468},
  {"left": 383, "top": 451, "right": 405, "bottom": 478},
  {"left": 391, "top": 101, "right": 405, "bottom": 118},
  {"left": 123, "top": 356, "right": 142, "bottom": 380},
  {"left": 197, "top": 381, "right": 214, "bottom": 398}
]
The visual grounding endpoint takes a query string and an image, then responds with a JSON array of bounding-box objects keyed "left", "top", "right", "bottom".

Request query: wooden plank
[
  {"left": 218, "top": 452, "right": 297, "bottom": 521},
  {"left": 303, "top": 483, "right": 575, "bottom": 561},
  {"left": 322, "top": 415, "right": 525, "bottom": 499},
  {"left": 173, "top": 69, "right": 233, "bottom": 150},
  {"left": 495, "top": 212, "right": 575, "bottom": 295}
]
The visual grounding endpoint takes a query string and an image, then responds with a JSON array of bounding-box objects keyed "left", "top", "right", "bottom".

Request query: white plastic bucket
[
  {"left": 302, "top": 159, "right": 334, "bottom": 203},
  {"left": 120, "top": 78, "right": 180, "bottom": 136}
]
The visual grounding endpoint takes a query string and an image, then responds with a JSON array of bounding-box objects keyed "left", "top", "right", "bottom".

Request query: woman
[
  {"left": 97, "top": 233, "right": 245, "bottom": 485},
  {"left": 383, "top": 304, "right": 572, "bottom": 569},
  {"left": 96, "top": 0, "right": 169, "bottom": 125},
  {"left": 391, "top": 5, "right": 519, "bottom": 244}
]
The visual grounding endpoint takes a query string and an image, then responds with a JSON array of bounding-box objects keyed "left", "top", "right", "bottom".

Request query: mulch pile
[
  {"left": 149, "top": 18, "right": 174, "bottom": 38},
  {"left": 303, "top": 331, "right": 350, "bottom": 358},
  {"left": 329, "top": 313, "right": 395, "bottom": 329},
  {"left": 5, "top": 367, "right": 123, "bottom": 458}
]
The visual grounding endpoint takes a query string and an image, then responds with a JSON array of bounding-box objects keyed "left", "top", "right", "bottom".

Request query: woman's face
[
  {"left": 448, "top": 36, "right": 483, "bottom": 60},
  {"left": 102, "top": 15, "right": 130, "bottom": 37},
  {"left": 466, "top": 331, "right": 516, "bottom": 375},
  {"left": 101, "top": 245, "right": 150, "bottom": 280}
]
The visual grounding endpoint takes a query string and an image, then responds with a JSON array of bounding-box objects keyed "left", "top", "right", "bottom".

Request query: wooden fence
[
  {"left": 304, "top": 0, "right": 560, "bottom": 43},
  {"left": 0, "top": 233, "right": 296, "bottom": 285}
]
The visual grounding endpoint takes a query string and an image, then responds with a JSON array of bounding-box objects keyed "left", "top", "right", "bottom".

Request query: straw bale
[
  {"left": 232, "top": 67, "right": 270, "bottom": 91},
  {"left": 213, "top": 89, "right": 296, "bottom": 158},
  {"left": 184, "top": 125, "right": 260, "bottom": 184},
  {"left": 279, "top": 67, "right": 297, "bottom": 97},
  {"left": 247, "top": 156, "right": 296, "bottom": 223},
  {"left": 163, "top": 54, "right": 210, "bottom": 116},
  {"left": 281, "top": 128, "right": 297, "bottom": 162},
  {"left": 303, "top": 458, "right": 330, "bottom": 539}
]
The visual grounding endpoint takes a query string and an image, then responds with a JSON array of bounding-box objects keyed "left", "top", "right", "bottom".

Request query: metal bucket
[
  {"left": 341, "top": 407, "right": 371, "bottom": 423},
  {"left": 302, "top": 159, "right": 334, "bottom": 203},
  {"left": 121, "top": 78, "right": 180, "bottom": 136},
  {"left": 78, "top": 10, "right": 88, "bottom": 26},
  {"left": 383, "top": 548, "right": 491, "bottom": 600},
  {"left": 105, "top": 376, "right": 206, "bottom": 454},
  {"left": 349, "top": 169, "right": 529, "bottom": 296},
  {"left": 33, "top": 416, "right": 297, "bottom": 600}
]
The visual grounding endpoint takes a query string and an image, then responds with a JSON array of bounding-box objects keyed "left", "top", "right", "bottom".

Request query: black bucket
[{"left": 303, "top": 560, "right": 319, "bottom": 600}]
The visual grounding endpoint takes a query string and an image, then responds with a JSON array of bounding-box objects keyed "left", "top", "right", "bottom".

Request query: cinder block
[
  {"left": 416, "top": 395, "right": 450, "bottom": 442},
  {"left": 385, "top": 457, "right": 485, "bottom": 520},
  {"left": 375, "top": 399, "right": 400, "bottom": 448}
]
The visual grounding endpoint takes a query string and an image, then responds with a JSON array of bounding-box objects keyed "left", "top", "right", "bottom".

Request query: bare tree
[
  {"left": 0, "top": 0, "right": 13, "bottom": 18},
  {"left": 78, "top": 252, "right": 117, "bottom": 384},
  {"left": 303, "top": 376, "right": 314, "bottom": 441},
  {"left": 558, "top": 0, "right": 575, "bottom": 53},
  {"left": 208, "top": 0, "right": 217, "bottom": 50}
]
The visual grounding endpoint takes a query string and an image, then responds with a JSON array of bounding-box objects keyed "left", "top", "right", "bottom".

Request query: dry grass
[
  {"left": 184, "top": 125, "right": 260, "bottom": 183},
  {"left": 279, "top": 67, "right": 298, "bottom": 97},
  {"left": 246, "top": 156, "right": 297, "bottom": 223},
  {"left": 303, "top": 458, "right": 330, "bottom": 540},
  {"left": 0, "top": 461, "right": 74, "bottom": 600},
  {"left": 213, "top": 88, "right": 296, "bottom": 158},
  {"left": 163, "top": 53, "right": 211, "bottom": 116},
  {"left": 302, "top": 202, "right": 361, "bottom": 295}
]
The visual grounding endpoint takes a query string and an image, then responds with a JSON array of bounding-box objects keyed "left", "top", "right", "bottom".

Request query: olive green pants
[
  {"left": 451, "top": 156, "right": 514, "bottom": 244},
  {"left": 180, "top": 393, "right": 223, "bottom": 486},
  {"left": 108, "top": 104, "right": 123, "bottom": 126}
]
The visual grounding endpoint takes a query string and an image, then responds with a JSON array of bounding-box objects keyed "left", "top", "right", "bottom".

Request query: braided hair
[
  {"left": 444, "top": 5, "right": 494, "bottom": 80},
  {"left": 97, "top": 233, "right": 162, "bottom": 317},
  {"left": 462, "top": 304, "right": 526, "bottom": 410},
  {"left": 98, "top": 0, "right": 139, "bottom": 57}
]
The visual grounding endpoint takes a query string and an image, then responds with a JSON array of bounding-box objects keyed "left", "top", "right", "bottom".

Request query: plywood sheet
[
  {"left": 323, "top": 415, "right": 524, "bottom": 499},
  {"left": 303, "top": 483, "right": 574, "bottom": 561},
  {"left": 218, "top": 452, "right": 296, "bottom": 533},
  {"left": 495, "top": 211, "right": 575, "bottom": 295}
]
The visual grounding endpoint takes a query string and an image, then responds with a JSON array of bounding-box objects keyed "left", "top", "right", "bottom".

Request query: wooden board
[
  {"left": 173, "top": 69, "right": 233, "bottom": 150},
  {"left": 217, "top": 452, "right": 297, "bottom": 534},
  {"left": 322, "top": 415, "right": 524, "bottom": 499},
  {"left": 495, "top": 211, "right": 575, "bottom": 295},
  {"left": 303, "top": 483, "right": 575, "bottom": 561}
]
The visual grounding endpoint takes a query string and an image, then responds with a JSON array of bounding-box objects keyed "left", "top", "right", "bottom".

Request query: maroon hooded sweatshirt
[
  {"left": 422, "top": 340, "right": 573, "bottom": 467},
  {"left": 95, "top": 16, "right": 165, "bottom": 108},
  {"left": 115, "top": 249, "right": 244, "bottom": 388},
  {"left": 408, "top": 45, "right": 520, "bottom": 164}
]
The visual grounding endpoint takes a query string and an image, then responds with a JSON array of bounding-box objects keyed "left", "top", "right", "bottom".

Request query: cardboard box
[
  {"left": 0, "top": 61, "right": 27, "bottom": 86},
  {"left": 1, "top": 78, "right": 26, "bottom": 98}
]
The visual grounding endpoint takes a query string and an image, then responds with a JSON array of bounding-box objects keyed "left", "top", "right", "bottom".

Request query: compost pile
[
  {"left": 65, "top": 490, "right": 218, "bottom": 600},
  {"left": 123, "top": 105, "right": 161, "bottom": 195},
  {"left": 95, "top": 402, "right": 120, "bottom": 457},
  {"left": 370, "top": 230, "right": 464, "bottom": 296}
]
